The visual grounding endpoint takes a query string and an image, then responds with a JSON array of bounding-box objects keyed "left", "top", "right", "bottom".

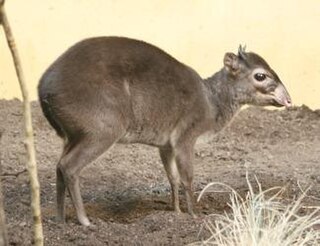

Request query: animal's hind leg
[
  {"left": 57, "top": 142, "right": 76, "bottom": 223},
  {"left": 57, "top": 133, "right": 119, "bottom": 226},
  {"left": 56, "top": 164, "right": 66, "bottom": 223}
]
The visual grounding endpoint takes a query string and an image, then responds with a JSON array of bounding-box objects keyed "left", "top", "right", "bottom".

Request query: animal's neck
[{"left": 202, "top": 69, "right": 242, "bottom": 131}]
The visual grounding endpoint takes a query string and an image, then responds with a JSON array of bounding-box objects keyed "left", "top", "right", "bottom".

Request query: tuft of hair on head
[{"left": 238, "top": 44, "right": 247, "bottom": 60}]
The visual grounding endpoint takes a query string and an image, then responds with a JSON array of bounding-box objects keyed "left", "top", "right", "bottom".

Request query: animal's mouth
[
  {"left": 271, "top": 98, "right": 288, "bottom": 107},
  {"left": 271, "top": 96, "right": 292, "bottom": 108}
]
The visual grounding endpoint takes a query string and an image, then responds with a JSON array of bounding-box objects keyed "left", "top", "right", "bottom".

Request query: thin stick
[
  {"left": 0, "top": 133, "right": 8, "bottom": 246},
  {"left": 0, "top": 2, "right": 9, "bottom": 245},
  {"left": 0, "top": 2, "right": 44, "bottom": 246},
  {"left": 0, "top": 183, "right": 8, "bottom": 246}
]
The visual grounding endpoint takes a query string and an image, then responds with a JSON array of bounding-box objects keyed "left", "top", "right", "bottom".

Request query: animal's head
[{"left": 223, "top": 45, "right": 292, "bottom": 108}]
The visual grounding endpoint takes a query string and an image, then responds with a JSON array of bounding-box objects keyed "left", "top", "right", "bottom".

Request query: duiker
[{"left": 38, "top": 37, "right": 291, "bottom": 226}]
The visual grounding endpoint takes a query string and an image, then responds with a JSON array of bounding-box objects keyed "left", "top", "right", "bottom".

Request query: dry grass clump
[{"left": 193, "top": 174, "right": 320, "bottom": 246}]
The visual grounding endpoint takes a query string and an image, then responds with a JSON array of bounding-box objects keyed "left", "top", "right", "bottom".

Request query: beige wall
[{"left": 1, "top": 0, "right": 319, "bottom": 109}]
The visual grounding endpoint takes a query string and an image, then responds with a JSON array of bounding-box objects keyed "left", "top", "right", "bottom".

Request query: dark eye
[{"left": 254, "top": 73, "right": 266, "bottom": 82}]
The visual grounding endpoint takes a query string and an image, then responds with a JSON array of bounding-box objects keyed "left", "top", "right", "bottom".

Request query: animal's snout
[
  {"left": 273, "top": 83, "right": 292, "bottom": 108},
  {"left": 285, "top": 97, "right": 292, "bottom": 108}
]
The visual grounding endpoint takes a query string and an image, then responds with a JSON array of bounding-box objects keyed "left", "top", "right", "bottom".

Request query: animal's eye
[{"left": 254, "top": 73, "right": 266, "bottom": 82}]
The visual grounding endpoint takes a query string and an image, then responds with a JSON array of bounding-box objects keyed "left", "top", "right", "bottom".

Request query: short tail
[{"left": 39, "top": 93, "right": 65, "bottom": 138}]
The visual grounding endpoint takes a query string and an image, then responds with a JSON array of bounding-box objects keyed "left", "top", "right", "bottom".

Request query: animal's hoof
[{"left": 79, "top": 217, "right": 91, "bottom": 226}]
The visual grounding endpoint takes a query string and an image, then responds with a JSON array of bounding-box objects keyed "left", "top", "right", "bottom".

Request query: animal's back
[{"left": 38, "top": 37, "right": 207, "bottom": 145}]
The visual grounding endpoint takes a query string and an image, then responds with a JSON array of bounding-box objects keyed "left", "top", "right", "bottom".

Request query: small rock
[{"left": 19, "top": 221, "right": 27, "bottom": 227}]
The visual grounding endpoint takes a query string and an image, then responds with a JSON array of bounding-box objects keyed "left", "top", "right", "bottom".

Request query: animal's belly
[{"left": 118, "top": 127, "right": 171, "bottom": 147}]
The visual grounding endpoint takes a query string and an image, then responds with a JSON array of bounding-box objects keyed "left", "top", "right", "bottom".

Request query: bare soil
[{"left": 1, "top": 99, "right": 320, "bottom": 245}]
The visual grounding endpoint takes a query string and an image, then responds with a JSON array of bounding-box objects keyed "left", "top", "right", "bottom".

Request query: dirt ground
[{"left": 0, "top": 99, "right": 320, "bottom": 245}]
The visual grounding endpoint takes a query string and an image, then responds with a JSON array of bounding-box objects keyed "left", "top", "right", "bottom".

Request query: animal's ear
[{"left": 223, "top": 52, "right": 240, "bottom": 73}]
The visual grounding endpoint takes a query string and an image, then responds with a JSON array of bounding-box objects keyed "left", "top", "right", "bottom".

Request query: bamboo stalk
[{"left": 0, "top": 2, "right": 44, "bottom": 246}]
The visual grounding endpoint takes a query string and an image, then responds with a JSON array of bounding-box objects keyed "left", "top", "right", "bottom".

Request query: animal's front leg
[
  {"left": 175, "top": 144, "right": 196, "bottom": 218},
  {"left": 159, "top": 145, "right": 181, "bottom": 213}
]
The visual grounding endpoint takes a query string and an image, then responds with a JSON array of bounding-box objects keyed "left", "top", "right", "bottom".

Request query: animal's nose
[
  {"left": 284, "top": 99, "right": 292, "bottom": 108},
  {"left": 282, "top": 93, "right": 292, "bottom": 108},
  {"left": 285, "top": 98, "right": 292, "bottom": 108}
]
